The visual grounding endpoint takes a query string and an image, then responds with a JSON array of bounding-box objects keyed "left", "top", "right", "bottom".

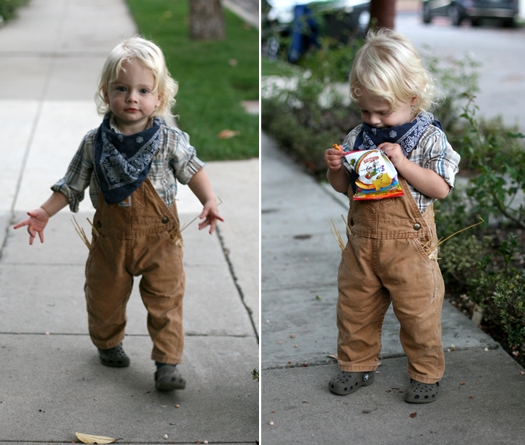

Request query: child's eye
[
  {"left": 140, "top": 88, "right": 150, "bottom": 94},
  {"left": 116, "top": 86, "right": 127, "bottom": 92}
]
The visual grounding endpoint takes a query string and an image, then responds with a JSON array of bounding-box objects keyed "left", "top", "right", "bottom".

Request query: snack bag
[{"left": 343, "top": 149, "right": 404, "bottom": 200}]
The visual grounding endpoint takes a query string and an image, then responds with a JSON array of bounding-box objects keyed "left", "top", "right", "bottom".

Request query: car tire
[
  {"left": 502, "top": 17, "right": 515, "bottom": 28},
  {"left": 448, "top": 5, "right": 463, "bottom": 26},
  {"left": 422, "top": 4, "right": 432, "bottom": 24}
]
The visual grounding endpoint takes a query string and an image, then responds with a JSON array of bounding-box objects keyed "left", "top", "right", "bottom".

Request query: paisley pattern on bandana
[
  {"left": 354, "top": 111, "right": 442, "bottom": 157},
  {"left": 94, "top": 115, "right": 162, "bottom": 204}
]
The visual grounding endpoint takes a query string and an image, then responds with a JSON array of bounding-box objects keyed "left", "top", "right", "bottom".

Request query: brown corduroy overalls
[
  {"left": 337, "top": 178, "right": 445, "bottom": 384},
  {"left": 84, "top": 178, "right": 185, "bottom": 365}
]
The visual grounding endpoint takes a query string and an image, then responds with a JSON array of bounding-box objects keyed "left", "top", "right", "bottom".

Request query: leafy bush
[
  {"left": 474, "top": 234, "right": 525, "bottom": 349},
  {"left": 262, "top": 37, "right": 363, "bottom": 175},
  {"left": 456, "top": 97, "right": 525, "bottom": 227},
  {"left": 0, "top": 0, "right": 28, "bottom": 23}
]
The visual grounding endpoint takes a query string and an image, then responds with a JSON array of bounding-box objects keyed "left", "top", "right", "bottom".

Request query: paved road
[{"left": 396, "top": 13, "right": 525, "bottom": 132}]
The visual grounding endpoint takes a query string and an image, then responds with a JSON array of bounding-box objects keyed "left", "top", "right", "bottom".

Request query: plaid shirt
[
  {"left": 52, "top": 118, "right": 204, "bottom": 212},
  {"left": 342, "top": 124, "right": 460, "bottom": 213}
]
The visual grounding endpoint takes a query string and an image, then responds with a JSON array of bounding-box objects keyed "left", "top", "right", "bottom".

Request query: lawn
[{"left": 126, "top": 0, "right": 259, "bottom": 160}]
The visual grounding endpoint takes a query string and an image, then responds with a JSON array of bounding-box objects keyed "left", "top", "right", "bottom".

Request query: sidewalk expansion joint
[
  {"left": 261, "top": 345, "right": 502, "bottom": 371},
  {"left": 215, "top": 225, "right": 259, "bottom": 343}
]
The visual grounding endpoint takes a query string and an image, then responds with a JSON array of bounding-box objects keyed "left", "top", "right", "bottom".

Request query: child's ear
[
  {"left": 410, "top": 97, "right": 419, "bottom": 107},
  {"left": 156, "top": 92, "right": 163, "bottom": 108},
  {"left": 103, "top": 88, "right": 110, "bottom": 104}
]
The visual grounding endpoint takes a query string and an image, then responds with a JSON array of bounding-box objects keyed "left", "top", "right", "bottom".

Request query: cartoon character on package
[{"left": 342, "top": 148, "right": 404, "bottom": 200}]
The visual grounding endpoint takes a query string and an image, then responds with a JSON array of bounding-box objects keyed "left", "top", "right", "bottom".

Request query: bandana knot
[{"left": 94, "top": 115, "right": 162, "bottom": 205}]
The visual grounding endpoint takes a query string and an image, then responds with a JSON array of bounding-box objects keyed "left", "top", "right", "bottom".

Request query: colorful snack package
[{"left": 343, "top": 149, "right": 404, "bottom": 200}]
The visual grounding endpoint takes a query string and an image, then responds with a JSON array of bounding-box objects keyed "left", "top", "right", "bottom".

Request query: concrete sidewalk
[
  {"left": 0, "top": 1, "right": 259, "bottom": 444},
  {"left": 261, "top": 132, "right": 525, "bottom": 444}
]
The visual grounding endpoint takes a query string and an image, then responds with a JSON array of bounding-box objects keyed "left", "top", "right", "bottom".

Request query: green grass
[
  {"left": 261, "top": 57, "right": 302, "bottom": 77},
  {"left": 126, "top": 0, "right": 259, "bottom": 160}
]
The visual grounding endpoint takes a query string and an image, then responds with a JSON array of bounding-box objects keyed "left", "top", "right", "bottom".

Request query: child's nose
[
  {"left": 369, "top": 113, "right": 381, "bottom": 126},
  {"left": 126, "top": 90, "right": 138, "bottom": 102}
]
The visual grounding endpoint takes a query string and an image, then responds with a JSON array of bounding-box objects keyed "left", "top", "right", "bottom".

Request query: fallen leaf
[
  {"left": 217, "top": 129, "right": 240, "bottom": 139},
  {"left": 75, "top": 433, "right": 119, "bottom": 444},
  {"left": 460, "top": 382, "right": 466, "bottom": 385},
  {"left": 290, "top": 334, "right": 296, "bottom": 338},
  {"left": 409, "top": 412, "right": 417, "bottom": 418}
]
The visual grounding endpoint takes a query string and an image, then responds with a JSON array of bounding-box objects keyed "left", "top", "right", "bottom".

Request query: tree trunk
[
  {"left": 189, "top": 0, "right": 226, "bottom": 41},
  {"left": 369, "top": 0, "right": 396, "bottom": 30}
]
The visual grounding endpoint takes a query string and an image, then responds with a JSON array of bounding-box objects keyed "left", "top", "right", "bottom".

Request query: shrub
[{"left": 0, "top": 0, "right": 28, "bottom": 23}]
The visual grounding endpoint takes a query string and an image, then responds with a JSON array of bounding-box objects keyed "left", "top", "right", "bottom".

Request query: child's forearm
[
  {"left": 327, "top": 167, "right": 351, "bottom": 194},
  {"left": 41, "top": 192, "right": 69, "bottom": 217},
  {"left": 188, "top": 169, "right": 217, "bottom": 205},
  {"left": 396, "top": 160, "right": 450, "bottom": 200}
]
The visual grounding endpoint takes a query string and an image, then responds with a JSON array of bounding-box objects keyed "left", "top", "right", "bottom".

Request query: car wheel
[
  {"left": 422, "top": 4, "right": 432, "bottom": 24},
  {"left": 502, "top": 17, "right": 515, "bottom": 28},
  {"left": 448, "top": 5, "right": 462, "bottom": 26},
  {"left": 471, "top": 18, "right": 481, "bottom": 27}
]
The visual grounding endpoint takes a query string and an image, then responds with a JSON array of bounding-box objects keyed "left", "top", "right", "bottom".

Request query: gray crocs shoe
[
  {"left": 405, "top": 379, "right": 439, "bottom": 404},
  {"left": 98, "top": 343, "right": 130, "bottom": 368},
  {"left": 155, "top": 366, "right": 186, "bottom": 392},
  {"left": 329, "top": 371, "right": 375, "bottom": 395}
]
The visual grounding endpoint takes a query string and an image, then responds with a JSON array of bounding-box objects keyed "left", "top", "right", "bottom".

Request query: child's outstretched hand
[
  {"left": 198, "top": 200, "right": 224, "bottom": 235},
  {"left": 13, "top": 208, "right": 50, "bottom": 245}
]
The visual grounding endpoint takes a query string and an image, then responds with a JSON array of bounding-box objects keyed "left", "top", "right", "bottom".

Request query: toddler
[
  {"left": 14, "top": 36, "right": 223, "bottom": 391},
  {"left": 324, "top": 29, "right": 460, "bottom": 403}
]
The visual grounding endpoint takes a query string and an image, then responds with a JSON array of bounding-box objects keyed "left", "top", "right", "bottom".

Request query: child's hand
[
  {"left": 13, "top": 208, "right": 50, "bottom": 245},
  {"left": 378, "top": 142, "right": 405, "bottom": 168},
  {"left": 325, "top": 148, "right": 345, "bottom": 171},
  {"left": 198, "top": 200, "right": 224, "bottom": 235}
]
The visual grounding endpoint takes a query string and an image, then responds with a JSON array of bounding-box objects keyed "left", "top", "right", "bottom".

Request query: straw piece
[
  {"left": 341, "top": 214, "right": 351, "bottom": 237},
  {"left": 180, "top": 196, "right": 223, "bottom": 233},
  {"left": 86, "top": 218, "right": 99, "bottom": 237},
  {"left": 329, "top": 217, "right": 345, "bottom": 252},
  {"left": 428, "top": 217, "right": 485, "bottom": 256},
  {"left": 71, "top": 216, "right": 91, "bottom": 250}
]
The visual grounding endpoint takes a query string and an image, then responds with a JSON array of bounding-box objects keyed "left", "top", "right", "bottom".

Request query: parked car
[
  {"left": 265, "top": 0, "right": 370, "bottom": 62},
  {"left": 421, "top": 0, "right": 519, "bottom": 27}
]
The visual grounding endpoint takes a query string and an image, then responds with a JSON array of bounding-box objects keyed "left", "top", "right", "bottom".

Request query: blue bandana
[
  {"left": 348, "top": 111, "right": 442, "bottom": 195},
  {"left": 354, "top": 111, "right": 442, "bottom": 157},
  {"left": 94, "top": 115, "right": 162, "bottom": 205}
]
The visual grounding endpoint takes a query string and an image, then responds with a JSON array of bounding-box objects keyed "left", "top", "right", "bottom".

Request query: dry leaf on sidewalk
[
  {"left": 218, "top": 129, "right": 240, "bottom": 139},
  {"left": 75, "top": 432, "right": 120, "bottom": 444}
]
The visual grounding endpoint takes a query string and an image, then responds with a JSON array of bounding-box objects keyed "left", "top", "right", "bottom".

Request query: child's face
[
  {"left": 104, "top": 59, "right": 161, "bottom": 134},
  {"left": 357, "top": 90, "right": 417, "bottom": 129}
]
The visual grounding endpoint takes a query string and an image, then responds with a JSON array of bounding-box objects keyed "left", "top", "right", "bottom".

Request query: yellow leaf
[
  {"left": 75, "top": 432, "right": 118, "bottom": 444},
  {"left": 217, "top": 129, "right": 240, "bottom": 139}
]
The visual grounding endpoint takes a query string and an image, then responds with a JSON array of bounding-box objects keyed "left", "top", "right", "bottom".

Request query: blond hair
[
  {"left": 350, "top": 29, "right": 435, "bottom": 115},
  {"left": 95, "top": 36, "right": 178, "bottom": 117}
]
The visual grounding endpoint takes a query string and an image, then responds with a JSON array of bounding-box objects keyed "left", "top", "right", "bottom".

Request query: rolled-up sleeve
[
  {"left": 51, "top": 130, "right": 96, "bottom": 213},
  {"left": 167, "top": 127, "right": 204, "bottom": 185},
  {"left": 422, "top": 128, "right": 461, "bottom": 192}
]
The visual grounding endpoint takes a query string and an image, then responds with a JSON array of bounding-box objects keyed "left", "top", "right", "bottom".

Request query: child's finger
[{"left": 13, "top": 219, "right": 29, "bottom": 230}]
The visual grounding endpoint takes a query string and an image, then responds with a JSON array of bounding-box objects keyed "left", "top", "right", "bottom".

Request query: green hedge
[{"left": 0, "top": 0, "right": 28, "bottom": 23}]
